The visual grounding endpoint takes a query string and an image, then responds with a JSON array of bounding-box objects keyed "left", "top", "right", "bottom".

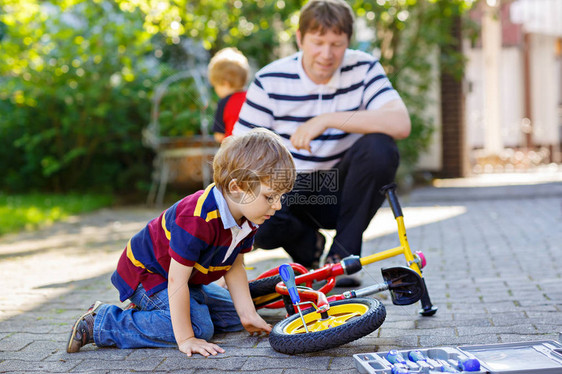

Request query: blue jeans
[{"left": 93, "top": 283, "right": 243, "bottom": 348}]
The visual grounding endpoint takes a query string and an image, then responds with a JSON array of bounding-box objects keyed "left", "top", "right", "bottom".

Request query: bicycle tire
[
  {"left": 269, "top": 298, "right": 386, "bottom": 354},
  {"left": 249, "top": 275, "right": 283, "bottom": 308}
]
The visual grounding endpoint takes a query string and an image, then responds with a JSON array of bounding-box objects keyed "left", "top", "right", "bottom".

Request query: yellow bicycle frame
[
  {"left": 360, "top": 214, "right": 421, "bottom": 276},
  {"left": 365, "top": 183, "right": 436, "bottom": 316}
]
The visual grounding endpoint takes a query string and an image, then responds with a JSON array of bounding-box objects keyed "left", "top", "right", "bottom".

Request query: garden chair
[{"left": 143, "top": 67, "right": 218, "bottom": 206}]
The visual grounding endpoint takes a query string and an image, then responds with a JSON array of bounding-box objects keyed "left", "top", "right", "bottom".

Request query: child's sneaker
[{"left": 66, "top": 301, "right": 103, "bottom": 353}]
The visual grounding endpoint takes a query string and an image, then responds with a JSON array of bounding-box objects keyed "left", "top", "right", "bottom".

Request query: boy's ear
[{"left": 228, "top": 179, "right": 242, "bottom": 194}]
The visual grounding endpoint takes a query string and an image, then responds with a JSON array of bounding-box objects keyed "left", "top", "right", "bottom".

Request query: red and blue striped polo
[{"left": 111, "top": 184, "right": 257, "bottom": 302}]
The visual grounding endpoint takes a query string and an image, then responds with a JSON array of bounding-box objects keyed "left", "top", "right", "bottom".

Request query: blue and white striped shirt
[{"left": 233, "top": 49, "right": 401, "bottom": 172}]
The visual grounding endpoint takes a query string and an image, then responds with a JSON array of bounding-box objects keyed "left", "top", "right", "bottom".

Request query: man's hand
[
  {"left": 290, "top": 115, "right": 327, "bottom": 152},
  {"left": 291, "top": 100, "right": 411, "bottom": 146},
  {"left": 178, "top": 336, "right": 225, "bottom": 357},
  {"left": 241, "top": 313, "right": 273, "bottom": 336}
]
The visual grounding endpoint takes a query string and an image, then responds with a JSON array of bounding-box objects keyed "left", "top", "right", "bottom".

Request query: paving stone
[
  {"left": 156, "top": 356, "right": 246, "bottom": 371},
  {"left": 0, "top": 359, "right": 80, "bottom": 373},
  {"left": 68, "top": 357, "right": 163, "bottom": 372},
  {"left": 201, "top": 371, "right": 281, "bottom": 374},
  {"left": 1, "top": 175, "right": 561, "bottom": 372},
  {"left": 240, "top": 356, "right": 330, "bottom": 371}
]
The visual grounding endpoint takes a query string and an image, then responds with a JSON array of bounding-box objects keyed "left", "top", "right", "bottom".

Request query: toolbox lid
[{"left": 458, "top": 340, "right": 562, "bottom": 373}]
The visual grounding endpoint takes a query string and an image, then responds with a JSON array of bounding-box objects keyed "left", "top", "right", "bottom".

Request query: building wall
[
  {"left": 415, "top": 47, "right": 442, "bottom": 171},
  {"left": 530, "top": 33, "right": 560, "bottom": 145},
  {"left": 415, "top": 0, "right": 562, "bottom": 176},
  {"left": 465, "top": 47, "right": 525, "bottom": 149},
  {"left": 464, "top": 36, "right": 559, "bottom": 150}
]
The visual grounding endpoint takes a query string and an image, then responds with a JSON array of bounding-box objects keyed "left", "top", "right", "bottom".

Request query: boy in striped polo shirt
[
  {"left": 233, "top": 0, "right": 411, "bottom": 286},
  {"left": 67, "top": 128, "right": 295, "bottom": 357}
]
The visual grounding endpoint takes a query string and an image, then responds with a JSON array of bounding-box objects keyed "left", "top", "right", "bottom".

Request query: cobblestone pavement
[{"left": 1, "top": 171, "right": 561, "bottom": 373}]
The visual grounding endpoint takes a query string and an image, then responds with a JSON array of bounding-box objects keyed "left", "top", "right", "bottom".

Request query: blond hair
[
  {"left": 208, "top": 47, "right": 249, "bottom": 90},
  {"left": 213, "top": 128, "right": 295, "bottom": 195},
  {"left": 299, "top": 0, "right": 355, "bottom": 40}
]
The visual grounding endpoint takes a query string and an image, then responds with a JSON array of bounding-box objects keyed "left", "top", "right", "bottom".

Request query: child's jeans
[{"left": 93, "top": 283, "right": 243, "bottom": 348}]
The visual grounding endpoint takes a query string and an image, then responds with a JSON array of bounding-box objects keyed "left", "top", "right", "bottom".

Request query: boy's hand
[
  {"left": 178, "top": 336, "right": 225, "bottom": 357},
  {"left": 241, "top": 313, "right": 273, "bottom": 336}
]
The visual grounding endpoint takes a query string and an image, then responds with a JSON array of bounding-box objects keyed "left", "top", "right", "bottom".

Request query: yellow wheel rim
[{"left": 282, "top": 303, "right": 369, "bottom": 334}]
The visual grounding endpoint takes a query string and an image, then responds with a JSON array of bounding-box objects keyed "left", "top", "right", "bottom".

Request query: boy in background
[
  {"left": 67, "top": 128, "right": 295, "bottom": 357},
  {"left": 208, "top": 47, "right": 249, "bottom": 143}
]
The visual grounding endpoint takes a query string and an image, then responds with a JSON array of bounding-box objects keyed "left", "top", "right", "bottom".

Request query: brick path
[{"left": 1, "top": 172, "right": 561, "bottom": 373}]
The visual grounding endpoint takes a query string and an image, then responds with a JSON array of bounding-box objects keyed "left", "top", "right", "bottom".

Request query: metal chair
[{"left": 143, "top": 68, "right": 218, "bottom": 206}]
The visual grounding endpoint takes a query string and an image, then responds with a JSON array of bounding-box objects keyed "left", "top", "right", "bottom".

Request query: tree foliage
[
  {"left": 352, "top": 0, "right": 475, "bottom": 167},
  {"left": 0, "top": 0, "right": 475, "bottom": 194},
  {"left": 0, "top": 0, "right": 159, "bottom": 192}
]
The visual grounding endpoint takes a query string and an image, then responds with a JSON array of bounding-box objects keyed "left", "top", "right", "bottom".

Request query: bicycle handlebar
[{"left": 380, "top": 183, "right": 403, "bottom": 219}]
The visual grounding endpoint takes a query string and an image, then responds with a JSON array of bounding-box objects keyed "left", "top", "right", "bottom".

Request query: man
[{"left": 233, "top": 0, "right": 411, "bottom": 286}]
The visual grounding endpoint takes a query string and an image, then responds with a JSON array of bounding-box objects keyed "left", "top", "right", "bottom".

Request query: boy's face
[
  {"left": 213, "top": 82, "right": 235, "bottom": 99},
  {"left": 229, "top": 182, "right": 285, "bottom": 225},
  {"left": 296, "top": 28, "right": 349, "bottom": 85}
]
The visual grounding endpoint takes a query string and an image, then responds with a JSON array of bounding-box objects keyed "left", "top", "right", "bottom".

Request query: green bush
[
  {"left": 350, "top": 0, "right": 473, "bottom": 172},
  {"left": 0, "top": 1, "right": 157, "bottom": 193},
  {"left": 157, "top": 79, "right": 210, "bottom": 138},
  {"left": 0, "top": 0, "right": 474, "bottom": 197}
]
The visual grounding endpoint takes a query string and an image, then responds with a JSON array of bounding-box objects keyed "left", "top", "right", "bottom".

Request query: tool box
[{"left": 353, "top": 339, "right": 562, "bottom": 373}]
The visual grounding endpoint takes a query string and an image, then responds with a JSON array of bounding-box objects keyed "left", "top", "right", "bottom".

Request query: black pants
[{"left": 254, "top": 133, "right": 400, "bottom": 267}]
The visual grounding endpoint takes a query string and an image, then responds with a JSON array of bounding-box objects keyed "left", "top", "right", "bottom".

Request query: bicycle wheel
[
  {"left": 269, "top": 298, "right": 386, "bottom": 354},
  {"left": 249, "top": 275, "right": 283, "bottom": 308}
]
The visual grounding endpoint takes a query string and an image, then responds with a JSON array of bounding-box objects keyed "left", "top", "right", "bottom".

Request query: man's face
[{"left": 297, "top": 29, "right": 349, "bottom": 85}]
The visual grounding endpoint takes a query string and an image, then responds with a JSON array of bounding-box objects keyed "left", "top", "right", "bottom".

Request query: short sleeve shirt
[
  {"left": 233, "top": 49, "right": 402, "bottom": 172},
  {"left": 111, "top": 184, "right": 257, "bottom": 302},
  {"left": 212, "top": 91, "right": 247, "bottom": 138}
]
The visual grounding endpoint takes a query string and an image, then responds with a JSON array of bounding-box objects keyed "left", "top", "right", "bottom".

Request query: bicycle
[{"left": 248, "top": 184, "right": 438, "bottom": 354}]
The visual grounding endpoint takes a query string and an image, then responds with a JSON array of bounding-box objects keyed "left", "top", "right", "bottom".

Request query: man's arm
[
  {"left": 290, "top": 99, "right": 411, "bottom": 152},
  {"left": 168, "top": 259, "right": 225, "bottom": 357},
  {"left": 224, "top": 254, "right": 272, "bottom": 335}
]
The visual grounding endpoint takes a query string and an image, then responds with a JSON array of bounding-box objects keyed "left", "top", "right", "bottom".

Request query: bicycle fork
[{"left": 364, "top": 184, "right": 438, "bottom": 316}]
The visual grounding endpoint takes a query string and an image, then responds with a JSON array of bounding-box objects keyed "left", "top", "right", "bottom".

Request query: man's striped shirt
[
  {"left": 233, "top": 49, "right": 401, "bottom": 172},
  {"left": 111, "top": 184, "right": 257, "bottom": 302}
]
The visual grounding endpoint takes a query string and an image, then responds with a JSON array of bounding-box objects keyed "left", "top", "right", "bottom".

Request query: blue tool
[
  {"left": 408, "top": 350, "right": 427, "bottom": 362},
  {"left": 386, "top": 350, "right": 407, "bottom": 364},
  {"left": 436, "top": 359, "right": 458, "bottom": 372},
  {"left": 408, "top": 350, "right": 433, "bottom": 369},
  {"left": 391, "top": 363, "right": 409, "bottom": 374},
  {"left": 458, "top": 358, "right": 481, "bottom": 371},
  {"left": 279, "top": 264, "right": 309, "bottom": 333}
]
